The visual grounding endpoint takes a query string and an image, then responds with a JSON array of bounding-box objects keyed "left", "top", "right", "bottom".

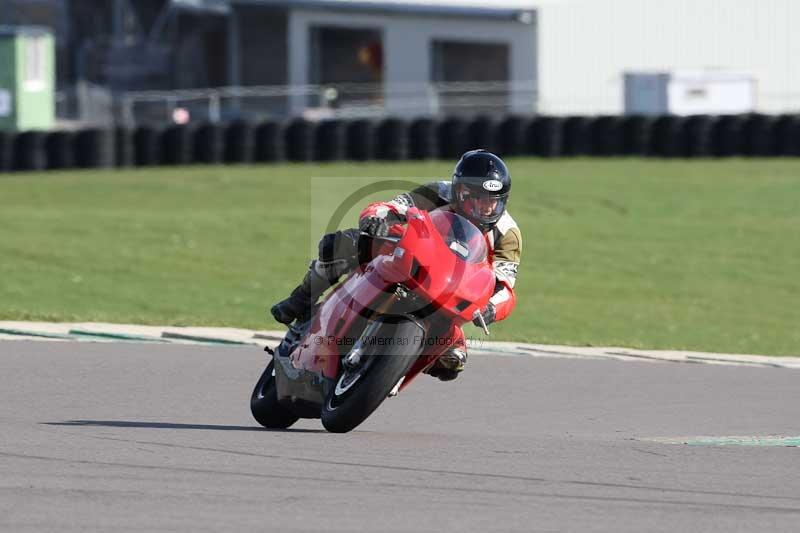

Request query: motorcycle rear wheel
[
  {"left": 321, "top": 319, "right": 422, "bottom": 433},
  {"left": 250, "top": 360, "right": 300, "bottom": 429}
]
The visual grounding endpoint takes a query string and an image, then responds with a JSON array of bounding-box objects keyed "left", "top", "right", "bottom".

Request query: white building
[
  {"left": 278, "top": 0, "right": 800, "bottom": 116},
  {"left": 115, "top": 0, "right": 800, "bottom": 121},
  {"left": 283, "top": 0, "right": 538, "bottom": 115},
  {"left": 536, "top": 0, "right": 800, "bottom": 115}
]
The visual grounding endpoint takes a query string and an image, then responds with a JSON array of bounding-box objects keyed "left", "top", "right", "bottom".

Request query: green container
[{"left": 0, "top": 26, "right": 55, "bottom": 132}]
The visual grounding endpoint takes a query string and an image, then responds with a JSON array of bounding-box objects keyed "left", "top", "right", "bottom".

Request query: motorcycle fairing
[
  {"left": 275, "top": 208, "right": 496, "bottom": 406},
  {"left": 288, "top": 264, "right": 393, "bottom": 378},
  {"left": 373, "top": 211, "right": 495, "bottom": 323}
]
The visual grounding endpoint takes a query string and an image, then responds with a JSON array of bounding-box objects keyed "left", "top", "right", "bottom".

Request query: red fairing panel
[
  {"left": 374, "top": 212, "right": 494, "bottom": 323},
  {"left": 366, "top": 201, "right": 514, "bottom": 322},
  {"left": 290, "top": 267, "right": 391, "bottom": 379}
]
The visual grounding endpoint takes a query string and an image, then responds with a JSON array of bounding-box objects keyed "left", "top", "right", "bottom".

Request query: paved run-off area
[{"left": 0, "top": 337, "right": 799, "bottom": 532}]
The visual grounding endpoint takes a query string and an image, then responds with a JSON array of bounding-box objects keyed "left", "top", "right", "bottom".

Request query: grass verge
[{"left": 1, "top": 159, "right": 798, "bottom": 355}]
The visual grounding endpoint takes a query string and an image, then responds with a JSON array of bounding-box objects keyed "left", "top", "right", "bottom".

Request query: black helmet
[{"left": 451, "top": 150, "right": 511, "bottom": 232}]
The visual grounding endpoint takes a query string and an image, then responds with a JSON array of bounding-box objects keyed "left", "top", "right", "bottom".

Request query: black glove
[
  {"left": 472, "top": 302, "right": 496, "bottom": 328},
  {"left": 359, "top": 215, "right": 389, "bottom": 237}
]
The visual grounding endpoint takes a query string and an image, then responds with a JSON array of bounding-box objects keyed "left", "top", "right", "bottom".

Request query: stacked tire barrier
[
  {"left": 2, "top": 113, "right": 799, "bottom": 173},
  {"left": 224, "top": 120, "right": 255, "bottom": 163},
  {"left": 45, "top": 131, "right": 75, "bottom": 169},
  {"left": 254, "top": 121, "right": 285, "bottom": 162},
  {"left": 194, "top": 123, "right": 224, "bottom": 164}
]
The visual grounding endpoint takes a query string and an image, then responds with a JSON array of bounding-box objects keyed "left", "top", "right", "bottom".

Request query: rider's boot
[
  {"left": 426, "top": 347, "right": 468, "bottom": 381},
  {"left": 270, "top": 265, "right": 332, "bottom": 325},
  {"left": 425, "top": 326, "right": 468, "bottom": 381}
]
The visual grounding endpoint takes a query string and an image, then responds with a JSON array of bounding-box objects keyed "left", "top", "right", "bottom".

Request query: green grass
[{"left": 1, "top": 159, "right": 798, "bottom": 356}]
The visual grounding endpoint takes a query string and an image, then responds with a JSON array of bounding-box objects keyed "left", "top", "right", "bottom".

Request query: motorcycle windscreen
[{"left": 429, "top": 211, "right": 488, "bottom": 264}]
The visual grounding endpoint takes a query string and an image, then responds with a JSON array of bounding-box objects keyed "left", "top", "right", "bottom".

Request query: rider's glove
[
  {"left": 359, "top": 215, "right": 390, "bottom": 237},
  {"left": 472, "top": 302, "right": 496, "bottom": 328}
]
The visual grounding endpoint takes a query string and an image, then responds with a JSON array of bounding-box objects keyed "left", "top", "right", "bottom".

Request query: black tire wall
[
  {"left": 316, "top": 120, "right": 346, "bottom": 162},
  {"left": 115, "top": 127, "right": 135, "bottom": 168},
  {"left": 285, "top": 119, "right": 316, "bottom": 162},
  {"left": 651, "top": 116, "right": 685, "bottom": 157},
  {"left": 346, "top": 119, "right": 376, "bottom": 161},
  {"left": 438, "top": 117, "right": 469, "bottom": 159},
  {"left": 5, "top": 113, "right": 800, "bottom": 173},
  {"left": 194, "top": 122, "right": 224, "bottom": 164},
  {"left": 75, "top": 129, "right": 114, "bottom": 168},
  {"left": 590, "top": 116, "right": 624, "bottom": 156},
  {"left": 0, "top": 131, "right": 14, "bottom": 172},
  {"left": 497, "top": 115, "right": 529, "bottom": 157},
  {"left": 376, "top": 118, "right": 408, "bottom": 160},
  {"left": 408, "top": 118, "right": 438, "bottom": 160},
  {"left": 528, "top": 117, "right": 564, "bottom": 157},
  {"left": 161, "top": 126, "right": 193, "bottom": 165},
  {"left": 45, "top": 131, "right": 76, "bottom": 169},
  {"left": 621, "top": 115, "right": 654, "bottom": 156},
  {"left": 134, "top": 126, "right": 161, "bottom": 166},
  {"left": 681, "top": 116, "right": 715, "bottom": 157},
  {"left": 254, "top": 121, "right": 285, "bottom": 163},
  {"left": 225, "top": 120, "right": 255, "bottom": 163},
  {"left": 14, "top": 131, "right": 47, "bottom": 171}
]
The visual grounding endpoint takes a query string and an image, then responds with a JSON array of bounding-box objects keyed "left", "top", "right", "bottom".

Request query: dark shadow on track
[{"left": 43, "top": 420, "right": 326, "bottom": 433}]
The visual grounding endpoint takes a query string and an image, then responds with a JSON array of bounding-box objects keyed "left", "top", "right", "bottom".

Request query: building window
[
  {"left": 24, "top": 35, "right": 47, "bottom": 91},
  {"left": 431, "top": 40, "right": 510, "bottom": 115},
  {"left": 308, "top": 26, "right": 384, "bottom": 109}
]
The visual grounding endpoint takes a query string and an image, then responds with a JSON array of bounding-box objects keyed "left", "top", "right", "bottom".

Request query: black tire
[
  {"left": 621, "top": 115, "right": 654, "bottom": 156},
  {"left": 14, "top": 131, "right": 47, "bottom": 171},
  {"left": 45, "top": 131, "right": 76, "bottom": 170},
  {"left": 250, "top": 360, "right": 300, "bottom": 430},
  {"left": 346, "top": 119, "right": 376, "bottom": 161},
  {"left": 285, "top": 118, "right": 316, "bottom": 162},
  {"left": 497, "top": 115, "right": 530, "bottom": 157},
  {"left": 562, "top": 116, "right": 592, "bottom": 156},
  {"left": 0, "top": 131, "right": 15, "bottom": 172},
  {"left": 651, "top": 115, "right": 685, "bottom": 158},
  {"left": 376, "top": 118, "right": 408, "bottom": 161},
  {"left": 528, "top": 116, "right": 564, "bottom": 157},
  {"left": 408, "top": 118, "right": 438, "bottom": 160},
  {"left": 193, "top": 122, "right": 224, "bottom": 164},
  {"left": 115, "top": 127, "right": 135, "bottom": 168},
  {"left": 437, "top": 117, "right": 469, "bottom": 159},
  {"left": 321, "top": 319, "right": 423, "bottom": 433},
  {"left": 254, "top": 121, "right": 285, "bottom": 162},
  {"left": 315, "top": 120, "right": 346, "bottom": 161},
  {"left": 162, "top": 125, "right": 193, "bottom": 166},
  {"left": 75, "top": 128, "right": 114, "bottom": 168},
  {"left": 134, "top": 126, "right": 162, "bottom": 166},
  {"left": 224, "top": 120, "right": 255, "bottom": 163},
  {"left": 590, "top": 116, "right": 624, "bottom": 156}
]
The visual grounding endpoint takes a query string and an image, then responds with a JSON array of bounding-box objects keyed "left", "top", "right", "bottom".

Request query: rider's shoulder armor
[{"left": 391, "top": 181, "right": 451, "bottom": 214}]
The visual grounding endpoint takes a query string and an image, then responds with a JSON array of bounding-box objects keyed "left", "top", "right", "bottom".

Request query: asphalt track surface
[{"left": 1, "top": 341, "right": 799, "bottom": 532}]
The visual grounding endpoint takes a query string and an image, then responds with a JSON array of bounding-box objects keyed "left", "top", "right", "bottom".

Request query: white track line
[{"left": 1, "top": 321, "right": 798, "bottom": 369}]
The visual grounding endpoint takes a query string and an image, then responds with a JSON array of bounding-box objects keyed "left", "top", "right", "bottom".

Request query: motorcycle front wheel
[{"left": 321, "top": 318, "right": 423, "bottom": 433}]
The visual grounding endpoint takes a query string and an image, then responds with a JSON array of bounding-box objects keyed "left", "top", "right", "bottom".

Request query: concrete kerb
[{"left": 0, "top": 321, "right": 798, "bottom": 368}]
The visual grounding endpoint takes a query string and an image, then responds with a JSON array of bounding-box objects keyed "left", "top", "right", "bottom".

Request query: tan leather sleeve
[{"left": 492, "top": 227, "right": 522, "bottom": 289}]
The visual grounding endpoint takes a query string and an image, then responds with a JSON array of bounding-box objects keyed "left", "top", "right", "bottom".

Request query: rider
[{"left": 270, "top": 150, "right": 522, "bottom": 381}]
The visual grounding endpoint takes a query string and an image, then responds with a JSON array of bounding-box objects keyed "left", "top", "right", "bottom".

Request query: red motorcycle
[{"left": 251, "top": 207, "right": 495, "bottom": 433}]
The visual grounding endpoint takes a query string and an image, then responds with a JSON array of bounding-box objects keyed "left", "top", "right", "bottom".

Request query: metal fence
[{"left": 55, "top": 81, "right": 538, "bottom": 127}]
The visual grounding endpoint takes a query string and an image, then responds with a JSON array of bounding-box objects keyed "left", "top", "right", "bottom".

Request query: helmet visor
[{"left": 455, "top": 186, "right": 507, "bottom": 226}]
